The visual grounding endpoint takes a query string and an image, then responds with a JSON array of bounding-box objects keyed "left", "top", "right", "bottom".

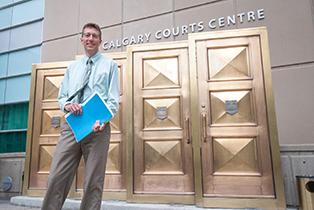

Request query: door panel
[
  {"left": 103, "top": 53, "right": 126, "bottom": 195},
  {"left": 28, "top": 67, "right": 67, "bottom": 192},
  {"left": 196, "top": 36, "right": 274, "bottom": 197},
  {"left": 25, "top": 53, "right": 127, "bottom": 198},
  {"left": 132, "top": 46, "right": 194, "bottom": 195}
]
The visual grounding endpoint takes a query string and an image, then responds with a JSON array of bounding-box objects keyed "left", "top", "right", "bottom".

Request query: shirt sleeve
[
  {"left": 58, "top": 67, "right": 70, "bottom": 112},
  {"left": 106, "top": 61, "right": 120, "bottom": 116}
]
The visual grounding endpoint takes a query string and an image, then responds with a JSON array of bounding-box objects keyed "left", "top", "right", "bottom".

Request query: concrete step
[{"left": 10, "top": 196, "right": 297, "bottom": 210}]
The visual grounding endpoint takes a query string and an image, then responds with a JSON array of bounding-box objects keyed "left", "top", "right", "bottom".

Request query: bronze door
[
  {"left": 74, "top": 53, "right": 127, "bottom": 199},
  {"left": 131, "top": 43, "right": 194, "bottom": 200},
  {"left": 104, "top": 53, "right": 127, "bottom": 195},
  {"left": 24, "top": 63, "right": 68, "bottom": 196},
  {"left": 24, "top": 54, "right": 127, "bottom": 198},
  {"left": 189, "top": 28, "right": 285, "bottom": 208},
  {"left": 198, "top": 36, "right": 274, "bottom": 196}
]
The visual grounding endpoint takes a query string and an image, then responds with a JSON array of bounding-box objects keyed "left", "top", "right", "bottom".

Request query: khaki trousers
[{"left": 41, "top": 122, "right": 110, "bottom": 210}]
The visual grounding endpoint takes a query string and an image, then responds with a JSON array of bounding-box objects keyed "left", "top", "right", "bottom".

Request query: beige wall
[{"left": 41, "top": 0, "right": 314, "bottom": 146}]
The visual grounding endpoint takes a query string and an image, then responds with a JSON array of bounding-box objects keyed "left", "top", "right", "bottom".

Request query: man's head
[{"left": 80, "top": 23, "right": 102, "bottom": 57}]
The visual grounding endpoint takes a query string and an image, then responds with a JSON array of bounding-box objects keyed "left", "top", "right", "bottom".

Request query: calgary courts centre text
[{"left": 103, "top": 8, "right": 265, "bottom": 50}]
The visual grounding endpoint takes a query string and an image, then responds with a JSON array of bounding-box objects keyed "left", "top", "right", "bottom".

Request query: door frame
[
  {"left": 188, "top": 27, "right": 286, "bottom": 209},
  {"left": 23, "top": 61, "right": 70, "bottom": 197}
]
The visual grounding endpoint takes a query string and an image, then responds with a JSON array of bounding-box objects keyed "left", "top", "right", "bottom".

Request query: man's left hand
[{"left": 92, "top": 120, "right": 106, "bottom": 132}]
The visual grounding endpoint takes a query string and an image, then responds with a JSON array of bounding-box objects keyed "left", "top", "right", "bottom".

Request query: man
[{"left": 41, "top": 23, "right": 119, "bottom": 210}]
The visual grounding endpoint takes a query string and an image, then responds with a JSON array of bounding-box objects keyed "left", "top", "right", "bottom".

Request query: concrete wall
[
  {"left": 281, "top": 147, "right": 314, "bottom": 206},
  {"left": 41, "top": 0, "right": 314, "bottom": 147},
  {"left": 0, "top": 153, "right": 25, "bottom": 198}
]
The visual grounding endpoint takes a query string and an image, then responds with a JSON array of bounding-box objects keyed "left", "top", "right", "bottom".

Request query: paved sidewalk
[
  {"left": 9, "top": 196, "right": 266, "bottom": 210},
  {"left": 0, "top": 199, "right": 40, "bottom": 210},
  {"left": 3, "top": 196, "right": 299, "bottom": 210}
]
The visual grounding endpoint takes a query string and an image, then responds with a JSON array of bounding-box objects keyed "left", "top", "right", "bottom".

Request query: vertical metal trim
[
  {"left": 22, "top": 64, "right": 37, "bottom": 195},
  {"left": 188, "top": 34, "right": 203, "bottom": 205},
  {"left": 259, "top": 28, "right": 286, "bottom": 209},
  {"left": 126, "top": 46, "right": 134, "bottom": 201}
]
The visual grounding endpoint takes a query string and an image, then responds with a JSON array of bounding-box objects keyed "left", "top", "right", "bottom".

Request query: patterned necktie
[{"left": 78, "top": 58, "right": 93, "bottom": 103}]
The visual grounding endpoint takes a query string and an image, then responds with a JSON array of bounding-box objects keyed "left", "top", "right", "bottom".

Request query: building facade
[
  {"left": 1, "top": 0, "right": 314, "bottom": 208},
  {"left": 0, "top": 0, "right": 44, "bottom": 198},
  {"left": 0, "top": 0, "right": 43, "bottom": 152}
]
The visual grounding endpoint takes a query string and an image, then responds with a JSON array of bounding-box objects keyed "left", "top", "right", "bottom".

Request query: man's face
[{"left": 80, "top": 27, "right": 102, "bottom": 56}]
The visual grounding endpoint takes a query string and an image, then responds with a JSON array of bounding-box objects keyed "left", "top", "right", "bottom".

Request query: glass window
[
  {"left": 0, "top": 80, "right": 5, "bottom": 104},
  {"left": 0, "top": 7, "right": 12, "bottom": 29},
  {"left": 0, "top": 53, "right": 8, "bottom": 77},
  {"left": 0, "top": 102, "right": 28, "bottom": 130},
  {"left": 0, "top": 0, "right": 13, "bottom": 8},
  {"left": 8, "top": 46, "right": 41, "bottom": 76},
  {"left": 0, "top": 102, "right": 28, "bottom": 153},
  {"left": 0, "top": 30, "right": 10, "bottom": 53},
  {"left": 0, "top": 132, "right": 26, "bottom": 153},
  {"left": 9, "top": 21, "right": 42, "bottom": 51},
  {"left": 5, "top": 75, "right": 30, "bottom": 103},
  {"left": 12, "top": 0, "right": 44, "bottom": 26}
]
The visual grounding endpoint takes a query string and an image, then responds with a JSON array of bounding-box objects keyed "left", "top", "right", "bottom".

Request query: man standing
[{"left": 41, "top": 23, "right": 119, "bottom": 210}]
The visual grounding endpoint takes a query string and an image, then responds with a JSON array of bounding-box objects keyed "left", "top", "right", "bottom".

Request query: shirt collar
[{"left": 82, "top": 52, "right": 101, "bottom": 64}]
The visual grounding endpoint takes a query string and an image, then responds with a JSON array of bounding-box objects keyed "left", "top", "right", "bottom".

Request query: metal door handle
[
  {"left": 184, "top": 117, "right": 191, "bottom": 144},
  {"left": 201, "top": 113, "right": 207, "bottom": 143}
]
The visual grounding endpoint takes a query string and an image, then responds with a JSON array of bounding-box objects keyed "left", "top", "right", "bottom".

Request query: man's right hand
[{"left": 64, "top": 103, "right": 82, "bottom": 115}]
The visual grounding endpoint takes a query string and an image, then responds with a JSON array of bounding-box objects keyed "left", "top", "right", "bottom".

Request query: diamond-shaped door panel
[
  {"left": 43, "top": 75, "right": 64, "bottom": 100},
  {"left": 213, "top": 138, "right": 259, "bottom": 175},
  {"left": 38, "top": 145, "right": 56, "bottom": 173},
  {"left": 76, "top": 141, "right": 122, "bottom": 188},
  {"left": 106, "top": 142, "right": 121, "bottom": 174},
  {"left": 144, "top": 140, "right": 183, "bottom": 174},
  {"left": 143, "top": 57, "right": 179, "bottom": 88},
  {"left": 143, "top": 97, "right": 181, "bottom": 129},
  {"left": 210, "top": 90, "right": 255, "bottom": 125},
  {"left": 110, "top": 103, "right": 121, "bottom": 133},
  {"left": 208, "top": 46, "right": 250, "bottom": 80},
  {"left": 41, "top": 109, "right": 65, "bottom": 135}
]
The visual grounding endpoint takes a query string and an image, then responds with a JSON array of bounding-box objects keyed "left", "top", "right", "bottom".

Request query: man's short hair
[{"left": 82, "top": 23, "right": 102, "bottom": 39}]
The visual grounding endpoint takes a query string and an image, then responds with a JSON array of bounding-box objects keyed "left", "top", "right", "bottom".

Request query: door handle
[
  {"left": 201, "top": 113, "right": 207, "bottom": 143},
  {"left": 184, "top": 117, "right": 191, "bottom": 144}
]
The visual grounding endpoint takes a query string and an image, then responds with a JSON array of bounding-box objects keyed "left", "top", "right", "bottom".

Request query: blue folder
[{"left": 65, "top": 92, "right": 113, "bottom": 142}]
